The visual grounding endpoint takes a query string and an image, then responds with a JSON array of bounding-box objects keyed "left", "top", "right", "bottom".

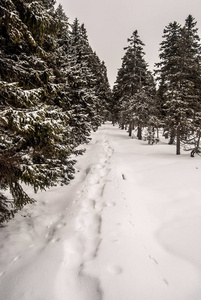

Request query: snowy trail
[
  {"left": 1, "top": 123, "right": 201, "bottom": 299},
  {"left": 55, "top": 131, "right": 114, "bottom": 300},
  {"left": 0, "top": 126, "right": 114, "bottom": 300}
]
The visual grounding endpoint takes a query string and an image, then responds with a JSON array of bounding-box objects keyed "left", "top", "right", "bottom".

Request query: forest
[{"left": 0, "top": 0, "right": 201, "bottom": 223}]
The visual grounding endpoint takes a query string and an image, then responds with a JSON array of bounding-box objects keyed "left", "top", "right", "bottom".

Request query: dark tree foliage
[{"left": 0, "top": 0, "right": 111, "bottom": 223}]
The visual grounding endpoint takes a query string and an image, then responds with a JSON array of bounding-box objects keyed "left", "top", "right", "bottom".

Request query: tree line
[
  {"left": 112, "top": 15, "right": 201, "bottom": 156},
  {"left": 0, "top": 0, "right": 111, "bottom": 223}
]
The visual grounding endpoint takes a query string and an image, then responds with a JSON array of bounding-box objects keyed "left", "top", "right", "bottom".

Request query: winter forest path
[{"left": 0, "top": 123, "right": 201, "bottom": 299}]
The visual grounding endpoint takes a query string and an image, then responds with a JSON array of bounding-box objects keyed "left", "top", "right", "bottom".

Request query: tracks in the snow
[{"left": 60, "top": 134, "right": 114, "bottom": 299}]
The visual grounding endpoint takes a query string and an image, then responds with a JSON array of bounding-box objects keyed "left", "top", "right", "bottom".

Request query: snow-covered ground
[{"left": 1, "top": 123, "right": 201, "bottom": 300}]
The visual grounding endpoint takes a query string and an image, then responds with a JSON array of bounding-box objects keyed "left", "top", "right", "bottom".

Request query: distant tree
[
  {"left": 113, "top": 30, "right": 159, "bottom": 139},
  {"left": 67, "top": 19, "right": 110, "bottom": 143},
  {"left": 89, "top": 53, "right": 112, "bottom": 122},
  {"left": 131, "top": 71, "right": 160, "bottom": 141}
]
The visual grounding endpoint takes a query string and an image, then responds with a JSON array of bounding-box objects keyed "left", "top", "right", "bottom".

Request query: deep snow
[{"left": 0, "top": 123, "right": 201, "bottom": 300}]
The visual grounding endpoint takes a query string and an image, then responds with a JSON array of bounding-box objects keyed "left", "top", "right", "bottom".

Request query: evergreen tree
[
  {"left": 155, "top": 16, "right": 201, "bottom": 155},
  {"left": 180, "top": 15, "right": 201, "bottom": 155},
  {"left": 0, "top": 0, "right": 76, "bottom": 222},
  {"left": 113, "top": 30, "right": 158, "bottom": 138},
  {"left": 88, "top": 52, "right": 112, "bottom": 122},
  {"left": 67, "top": 19, "right": 110, "bottom": 142}
]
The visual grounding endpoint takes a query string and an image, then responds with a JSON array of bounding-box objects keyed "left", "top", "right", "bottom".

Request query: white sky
[{"left": 56, "top": 0, "right": 201, "bottom": 87}]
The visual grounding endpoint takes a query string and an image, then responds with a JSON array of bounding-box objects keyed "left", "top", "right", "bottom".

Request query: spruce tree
[
  {"left": 155, "top": 16, "right": 201, "bottom": 155},
  {"left": 0, "top": 0, "right": 76, "bottom": 222},
  {"left": 113, "top": 30, "right": 158, "bottom": 139},
  {"left": 67, "top": 19, "right": 109, "bottom": 142}
]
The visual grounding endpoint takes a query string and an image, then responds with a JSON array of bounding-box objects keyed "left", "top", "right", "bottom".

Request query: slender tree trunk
[
  {"left": 128, "top": 120, "right": 134, "bottom": 137},
  {"left": 112, "top": 115, "right": 115, "bottom": 126},
  {"left": 196, "top": 133, "right": 200, "bottom": 148},
  {"left": 156, "top": 127, "right": 159, "bottom": 139},
  {"left": 132, "top": 120, "right": 134, "bottom": 130},
  {"left": 121, "top": 117, "right": 124, "bottom": 129},
  {"left": 176, "top": 124, "right": 180, "bottom": 155},
  {"left": 120, "top": 113, "right": 125, "bottom": 130},
  {"left": 169, "top": 128, "right": 175, "bottom": 145},
  {"left": 137, "top": 124, "right": 142, "bottom": 140},
  {"left": 128, "top": 121, "right": 132, "bottom": 137},
  {"left": 163, "top": 128, "right": 169, "bottom": 139}
]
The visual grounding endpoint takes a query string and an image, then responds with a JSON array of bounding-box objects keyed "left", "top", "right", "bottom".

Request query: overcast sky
[{"left": 56, "top": 0, "right": 201, "bottom": 87}]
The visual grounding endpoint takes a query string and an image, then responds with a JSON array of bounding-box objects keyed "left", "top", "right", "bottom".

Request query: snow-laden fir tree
[
  {"left": 0, "top": 0, "right": 76, "bottom": 222},
  {"left": 67, "top": 19, "right": 111, "bottom": 143},
  {"left": 155, "top": 15, "right": 201, "bottom": 155},
  {"left": 181, "top": 15, "right": 201, "bottom": 156},
  {"left": 113, "top": 30, "right": 159, "bottom": 139}
]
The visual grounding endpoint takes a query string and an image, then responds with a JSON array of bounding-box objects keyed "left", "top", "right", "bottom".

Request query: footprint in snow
[
  {"left": 85, "top": 166, "right": 91, "bottom": 175},
  {"left": 129, "top": 220, "right": 135, "bottom": 227},
  {"left": 163, "top": 278, "right": 169, "bottom": 286},
  {"left": 12, "top": 255, "right": 20, "bottom": 263},
  {"left": 106, "top": 201, "right": 116, "bottom": 207},
  {"left": 51, "top": 237, "right": 61, "bottom": 243},
  {"left": 57, "top": 222, "right": 66, "bottom": 228},
  {"left": 63, "top": 237, "right": 84, "bottom": 270},
  {"left": 148, "top": 255, "right": 158, "bottom": 265},
  {"left": 107, "top": 265, "right": 123, "bottom": 275},
  {"left": 95, "top": 201, "right": 106, "bottom": 211},
  {"left": 122, "top": 174, "right": 126, "bottom": 180}
]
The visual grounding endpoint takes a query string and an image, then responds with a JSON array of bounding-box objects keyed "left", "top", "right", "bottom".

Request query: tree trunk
[
  {"left": 176, "top": 124, "right": 180, "bottom": 155},
  {"left": 132, "top": 120, "right": 135, "bottom": 130},
  {"left": 128, "top": 120, "right": 134, "bottom": 137},
  {"left": 112, "top": 115, "right": 115, "bottom": 126},
  {"left": 120, "top": 113, "right": 125, "bottom": 130},
  {"left": 196, "top": 133, "right": 201, "bottom": 148},
  {"left": 163, "top": 128, "right": 169, "bottom": 139},
  {"left": 169, "top": 129, "right": 175, "bottom": 145},
  {"left": 164, "top": 132, "right": 169, "bottom": 139},
  {"left": 128, "top": 122, "right": 132, "bottom": 137},
  {"left": 156, "top": 127, "right": 159, "bottom": 139},
  {"left": 137, "top": 124, "right": 142, "bottom": 140}
]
